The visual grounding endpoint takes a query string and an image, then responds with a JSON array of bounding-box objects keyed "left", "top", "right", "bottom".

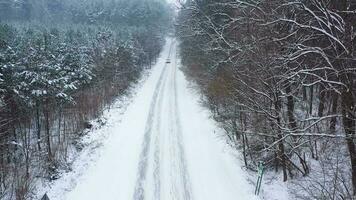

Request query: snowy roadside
[
  {"left": 223, "top": 136, "right": 291, "bottom": 200},
  {"left": 256, "top": 171, "right": 290, "bottom": 199},
  {"left": 206, "top": 115, "right": 291, "bottom": 200},
  {"left": 183, "top": 81, "right": 291, "bottom": 200},
  {"left": 210, "top": 120, "right": 291, "bottom": 200},
  {"left": 33, "top": 63, "right": 153, "bottom": 200},
  {"left": 210, "top": 131, "right": 291, "bottom": 200}
]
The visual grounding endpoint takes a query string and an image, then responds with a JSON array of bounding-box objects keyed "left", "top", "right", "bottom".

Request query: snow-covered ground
[{"left": 37, "top": 38, "right": 261, "bottom": 200}]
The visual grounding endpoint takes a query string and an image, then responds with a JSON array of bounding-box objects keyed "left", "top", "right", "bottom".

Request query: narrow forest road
[{"left": 62, "top": 39, "right": 257, "bottom": 200}]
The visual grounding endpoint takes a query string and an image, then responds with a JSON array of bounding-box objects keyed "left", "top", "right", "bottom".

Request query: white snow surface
[{"left": 38, "top": 38, "right": 259, "bottom": 200}]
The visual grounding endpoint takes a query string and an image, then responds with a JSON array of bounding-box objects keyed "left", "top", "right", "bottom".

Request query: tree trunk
[
  {"left": 58, "top": 108, "right": 61, "bottom": 144},
  {"left": 330, "top": 93, "right": 338, "bottom": 133},
  {"left": 276, "top": 97, "right": 288, "bottom": 181},
  {"left": 309, "top": 85, "right": 314, "bottom": 115},
  {"left": 240, "top": 111, "right": 248, "bottom": 167},
  {"left": 44, "top": 102, "right": 52, "bottom": 161},
  {"left": 303, "top": 86, "right": 307, "bottom": 101},
  {"left": 314, "top": 140, "right": 318, "bottom": 160},
  {"left": 36, "top": 103, "right": 41, "bottom": 151},
  {"left": 342, "top": 88, "right": 356, "bottom": 195},
  {"left": 286, "top": 85, "right": 297, "bottom": 131},
  {"left": 242, "top": 133, "right": 248, "bottom": 167},
  {"left": 232, "top": 119, "right": 240, "bottom": 141},
  {"left": 278, "top": 132, "right": 288, "bottom": 182},
  {"left": 318, "top": 85, "right": 325, "bottom": 118}
]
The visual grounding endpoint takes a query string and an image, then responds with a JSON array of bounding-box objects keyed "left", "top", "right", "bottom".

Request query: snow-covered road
[{"left": 51, "top": 39, "right": 257, "bottom": 200}]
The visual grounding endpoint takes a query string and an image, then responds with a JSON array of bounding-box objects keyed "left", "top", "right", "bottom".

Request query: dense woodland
[
  {"left": 0, "top": 0, "right": 171, "bottom": 199},
  {"left": 177, "top": 0, "right": 356, "bottom": 199}
]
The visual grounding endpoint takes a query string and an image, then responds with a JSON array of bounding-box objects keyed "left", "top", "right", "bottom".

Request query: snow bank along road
[{"left": 62, "top": 39, "right": 257, "bottom": 200}]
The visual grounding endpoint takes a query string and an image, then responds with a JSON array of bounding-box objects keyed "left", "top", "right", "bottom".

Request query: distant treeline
[
  {"left": 0, "top": 0, "right": 172, "bottom": 26},
  {"left": 0, "top": 0, "right": 172, "bottom": 199},
  {"left": 177, "top": 0, "right": 356, "bottom": 199}
]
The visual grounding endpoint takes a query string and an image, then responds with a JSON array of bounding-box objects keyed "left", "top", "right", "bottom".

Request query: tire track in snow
[
  {"left": 167, "top": 44, "right": 193, "bottom": 200},
  {"left": 172, "top": 50, "right": 193, "bottom": 200},
  {"left": 152, "top": 59, "right": 169, "bottom": 200},
  {"left": 168, "top": 72, "right": 178, "bottom": 199},
  {"left": 152, "top": 40, "right": 176, "bottom": 200},
  {"left": 133, "top": 42, "right": 172, "bottom": 200}
]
